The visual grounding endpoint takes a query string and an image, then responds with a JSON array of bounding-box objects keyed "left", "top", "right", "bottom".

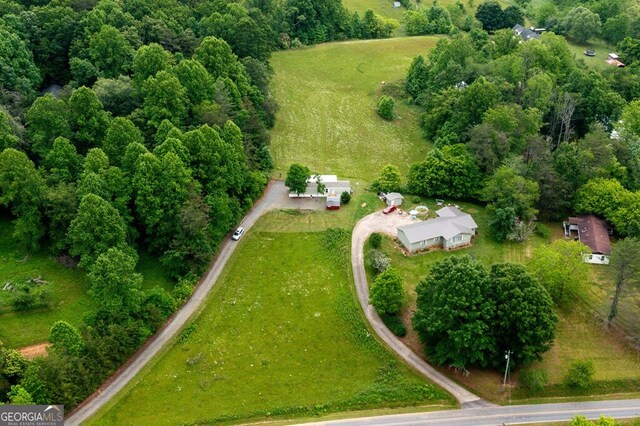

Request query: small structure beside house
[
  {"left": 396, "top": 206, "right": 478, "bottom": 253},
  {"left": 606, "top": 53, "right": 625, "bottom": 67},
  {"left": 563, "top": 214, "right": 612, "bottom": 264},
  {"left": 393, "top": 1, "right": 401, "bottom": 7},
  {"left": 382, "top": 192, "right": 404, "bottom": 206},
  {"left": 289, "top": 175, "right": 351, "bottom": 198},
  {"left": 326, "top": 194, "right": 341, "bottom": 210},
  {"left": 512, "top": 24, "right": 540, "bottom": 42}
]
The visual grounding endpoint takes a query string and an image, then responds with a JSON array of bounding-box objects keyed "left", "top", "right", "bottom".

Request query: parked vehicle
[
  {"left": 232, "top": 227, "right": 245, "bottom": 240},
  {"left": 584, "top": 50, "right": 596, "bottom": 57},
  {"left": 383, "top": 205, "right": 397, "bottom": 214}
]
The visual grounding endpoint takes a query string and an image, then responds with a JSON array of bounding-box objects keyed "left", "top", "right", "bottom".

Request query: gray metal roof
[
  {"left": 397, "top": 210, "right": 478, "bottom": 243},
  {"left": 436, "top": 206, "right": 478, "bottom": 230}
]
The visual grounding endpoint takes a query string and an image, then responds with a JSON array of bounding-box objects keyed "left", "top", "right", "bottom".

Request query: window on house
[{"left": 452, "top": 234, "right": 463, "bottom": 243}]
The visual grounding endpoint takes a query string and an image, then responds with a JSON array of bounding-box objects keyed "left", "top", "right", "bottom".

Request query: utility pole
[{"left": 502, "top": 350, "right": 512, "bottom": 388}]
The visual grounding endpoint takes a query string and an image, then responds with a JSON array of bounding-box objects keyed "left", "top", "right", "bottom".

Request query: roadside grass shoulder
[
  {"left": 0, "top": 218, "right": 174, "bottom": 349},
  {"left": 270, "top": 37, "right": 438, "bottom": 182},
  {"left": 88, "top": 226, "right": 454, "bottom": 426}
]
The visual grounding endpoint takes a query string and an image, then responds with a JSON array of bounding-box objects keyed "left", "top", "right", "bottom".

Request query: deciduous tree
[
  {"left": 370, "top": 267, "right": 405, "bottom": 315},
  {"left": 67, "top": 193, "right": 127, "bottom": 268},
  {"left": 528, "top": 240, "right": 591, "bottom": 306},
  {"left": 607, "top": 237, "right": 640, "bottom": 327},
  {"left": 285, "top": 163, "right": 311, "bottom": 195}
]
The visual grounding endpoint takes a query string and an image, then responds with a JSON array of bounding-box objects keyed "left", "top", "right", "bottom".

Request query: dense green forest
[
  {"left": 404, "top": 26, "right": 640, "bottom": 240},
  {"left": 0, "top": 0, "right": 402, "bottom": 409}
]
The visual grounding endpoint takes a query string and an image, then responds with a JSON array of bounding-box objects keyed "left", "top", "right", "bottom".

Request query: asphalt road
[
  {"left": 65, "top": 181, "right": 287, "bottom": 426},
  {"left": 351, "top": 213, "right": 488, "bottom": 408},
  {"left": 300, "top": 399, "right": 640, "bottom": 425}
]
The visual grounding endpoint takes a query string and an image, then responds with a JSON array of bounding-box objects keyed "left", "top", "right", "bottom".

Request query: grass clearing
[
  {"left": 342, "top": 0, "right": 406, "bottom": 20},
  {"left": 270, "top": 37, "right": 438, "bottom": 182},
  {"left": 89, "top": 223, "right": 454, "bottom": 426},
  {"left": 566, "top": 38, "right": 614, "bottom": 70},
  {"left": 0, "top": 218, "right": 174, "bottom": 349},
  {"left": 367, "top": 198, "right": 640, "bottom": 401}
]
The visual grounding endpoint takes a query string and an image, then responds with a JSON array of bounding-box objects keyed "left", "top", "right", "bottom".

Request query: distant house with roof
[
  {"left": 512, "top": 24, "right": 540, "bottom": 42},
  {"left": 289, "top": 174, "right": 351, "bottom": 209},
  {"left": 289, "top": 175, "right": 351, "bottom": 198},
  {"left": 396, "top": 206, "right": 478, "bottom": 253},
  {"left": 563, "top": 214, "right": 612, "bottom": 264}
]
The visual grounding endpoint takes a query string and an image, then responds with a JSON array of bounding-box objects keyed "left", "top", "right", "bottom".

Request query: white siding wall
[{"left": 444, "top": 233, "right": 472, "bottom": 249}]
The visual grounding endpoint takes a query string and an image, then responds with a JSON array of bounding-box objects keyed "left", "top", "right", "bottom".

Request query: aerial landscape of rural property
[{"left": 1, "top": 0, "right": 640, "bottom": 425}]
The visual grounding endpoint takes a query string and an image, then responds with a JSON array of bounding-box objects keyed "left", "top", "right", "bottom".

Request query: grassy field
[
  {"left": 0, "top": 218, "right": 174, "bottom": 349},
  {"left": 270, "top": 36, "right": 439, "bottom": 182},
  {"left": 368, "top": 199, "right": 640, "bottom": 401},
  {"left": 89, "top": 221, "right": 454, "bottom": 425},
  {"left": 566, "top": 38, "right": 614, "bottom": 70},
  {"left": 342, "top": 0, "right": 406, "bottom": 20}
]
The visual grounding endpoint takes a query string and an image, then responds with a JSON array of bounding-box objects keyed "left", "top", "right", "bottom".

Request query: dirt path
[{"left": 19, "top": 343, "right": 50, "bottom": 359}]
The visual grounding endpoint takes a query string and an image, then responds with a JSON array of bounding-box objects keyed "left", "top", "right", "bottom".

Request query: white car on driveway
[{"left": 231, "top": 227, "right": 245, "bottom": 240}]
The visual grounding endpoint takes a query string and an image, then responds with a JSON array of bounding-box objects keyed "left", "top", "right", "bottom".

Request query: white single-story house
[
  {"left": 383, "top": 192, "right": 404, "bottom": 206},
  {"left": 289, "top": 175, "right": 351, "bottom": 198},
  {"left": 397, "top": 206, "right": 478, "bottom": 253}
]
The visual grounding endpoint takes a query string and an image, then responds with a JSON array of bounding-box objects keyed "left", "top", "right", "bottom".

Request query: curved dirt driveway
[{"left": 351, "top": 212, "right": 488, "bottom": 408}]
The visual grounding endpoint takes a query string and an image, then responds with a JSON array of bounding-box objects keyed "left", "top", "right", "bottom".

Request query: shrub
[
  {"left": 11, "top": 290, "right": 36, "bottom": 311},
  {"left": 370, "top": 267, "right": 405, "bottom": 315},
  {"left": 381, "top": 314, "right": 407, "bottom": 337},
  {"left": 565, "top": 360, "right": 595, "bottom": 389},
  {"left": 377, "top": 95, "right": 395, "bottom": 120},
  {"left": 370, "top": 249, "right": 391, "bottom": 273},
  {"left": 340, "top": 191, "right": 351, "bottom": 204},
  {"left": 535, "top": 222, "right": 550, "bottom": 239},
  {"left": 519, "top": 369, "right": 549, "bottom": 392},
  {"left": 369, "top": 233, "right": 382, "bottom": 249}
]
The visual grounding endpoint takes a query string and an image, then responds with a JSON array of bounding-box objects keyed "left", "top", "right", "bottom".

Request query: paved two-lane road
[{"left": 301, "top": 399, "right": 640, "bottom": 425}]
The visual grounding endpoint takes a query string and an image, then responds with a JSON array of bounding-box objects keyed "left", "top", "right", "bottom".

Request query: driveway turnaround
[
  {"left": 350, "top": 212, "right": 488, "bottom": 408},
  {"left": 66, "top": 181, "right": 290, "bottom": 426},
  {"left": 301, "top": 399, "right": 640, "bottom": 425}
]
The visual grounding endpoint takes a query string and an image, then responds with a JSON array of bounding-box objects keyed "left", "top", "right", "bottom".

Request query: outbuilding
[{"left": 384, "top": 192, "right": 404, "bottom": 206}]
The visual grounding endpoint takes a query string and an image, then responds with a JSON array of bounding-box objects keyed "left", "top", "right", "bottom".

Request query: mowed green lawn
[
  {"left": 370, "top": 200, "right": 640, "bottom": 399},
  {"left": 89, "top": 226, "right": 453, "bottom": 426},
  {"left": 0, "top": 218, "right": 173, "bottom": 349},
  {"left": 566, "top": 38, "right": 615, "bottom": 70},
  {"left": 270, "top": 37, "right": 438, "bottom": 182}
]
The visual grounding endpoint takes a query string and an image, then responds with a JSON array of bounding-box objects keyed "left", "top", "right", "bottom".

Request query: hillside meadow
[
  {"left": 88, "top": 219, "right": 454, "bottom": 425},
  {"left": 270, "top": 36, "right": 439, "bottom": 182}
]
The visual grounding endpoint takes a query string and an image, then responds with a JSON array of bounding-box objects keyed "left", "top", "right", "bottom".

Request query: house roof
[
  {"left": 397, "top": 209, "right": 478, "bottom": 244},
  {"left": 398, "top": 217, "right": 473, "bottom": 243},
  {"left": 386, "top": 192, "right": 404, "bottom": 201},
  {"left": 307, "top": 175, "right": 337, "bottom": 183},
  {"left": 513, "top": 24, "right": 540, "bottom": 41},
  {"left": 436, "top": 206, "right": 478, "bottom": 229},
  {"left": 569, "top": 215, "right": 612, "bottom": 255},
  {"left": 325, "top": 181, "right": 350, "bottom": 188}
]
